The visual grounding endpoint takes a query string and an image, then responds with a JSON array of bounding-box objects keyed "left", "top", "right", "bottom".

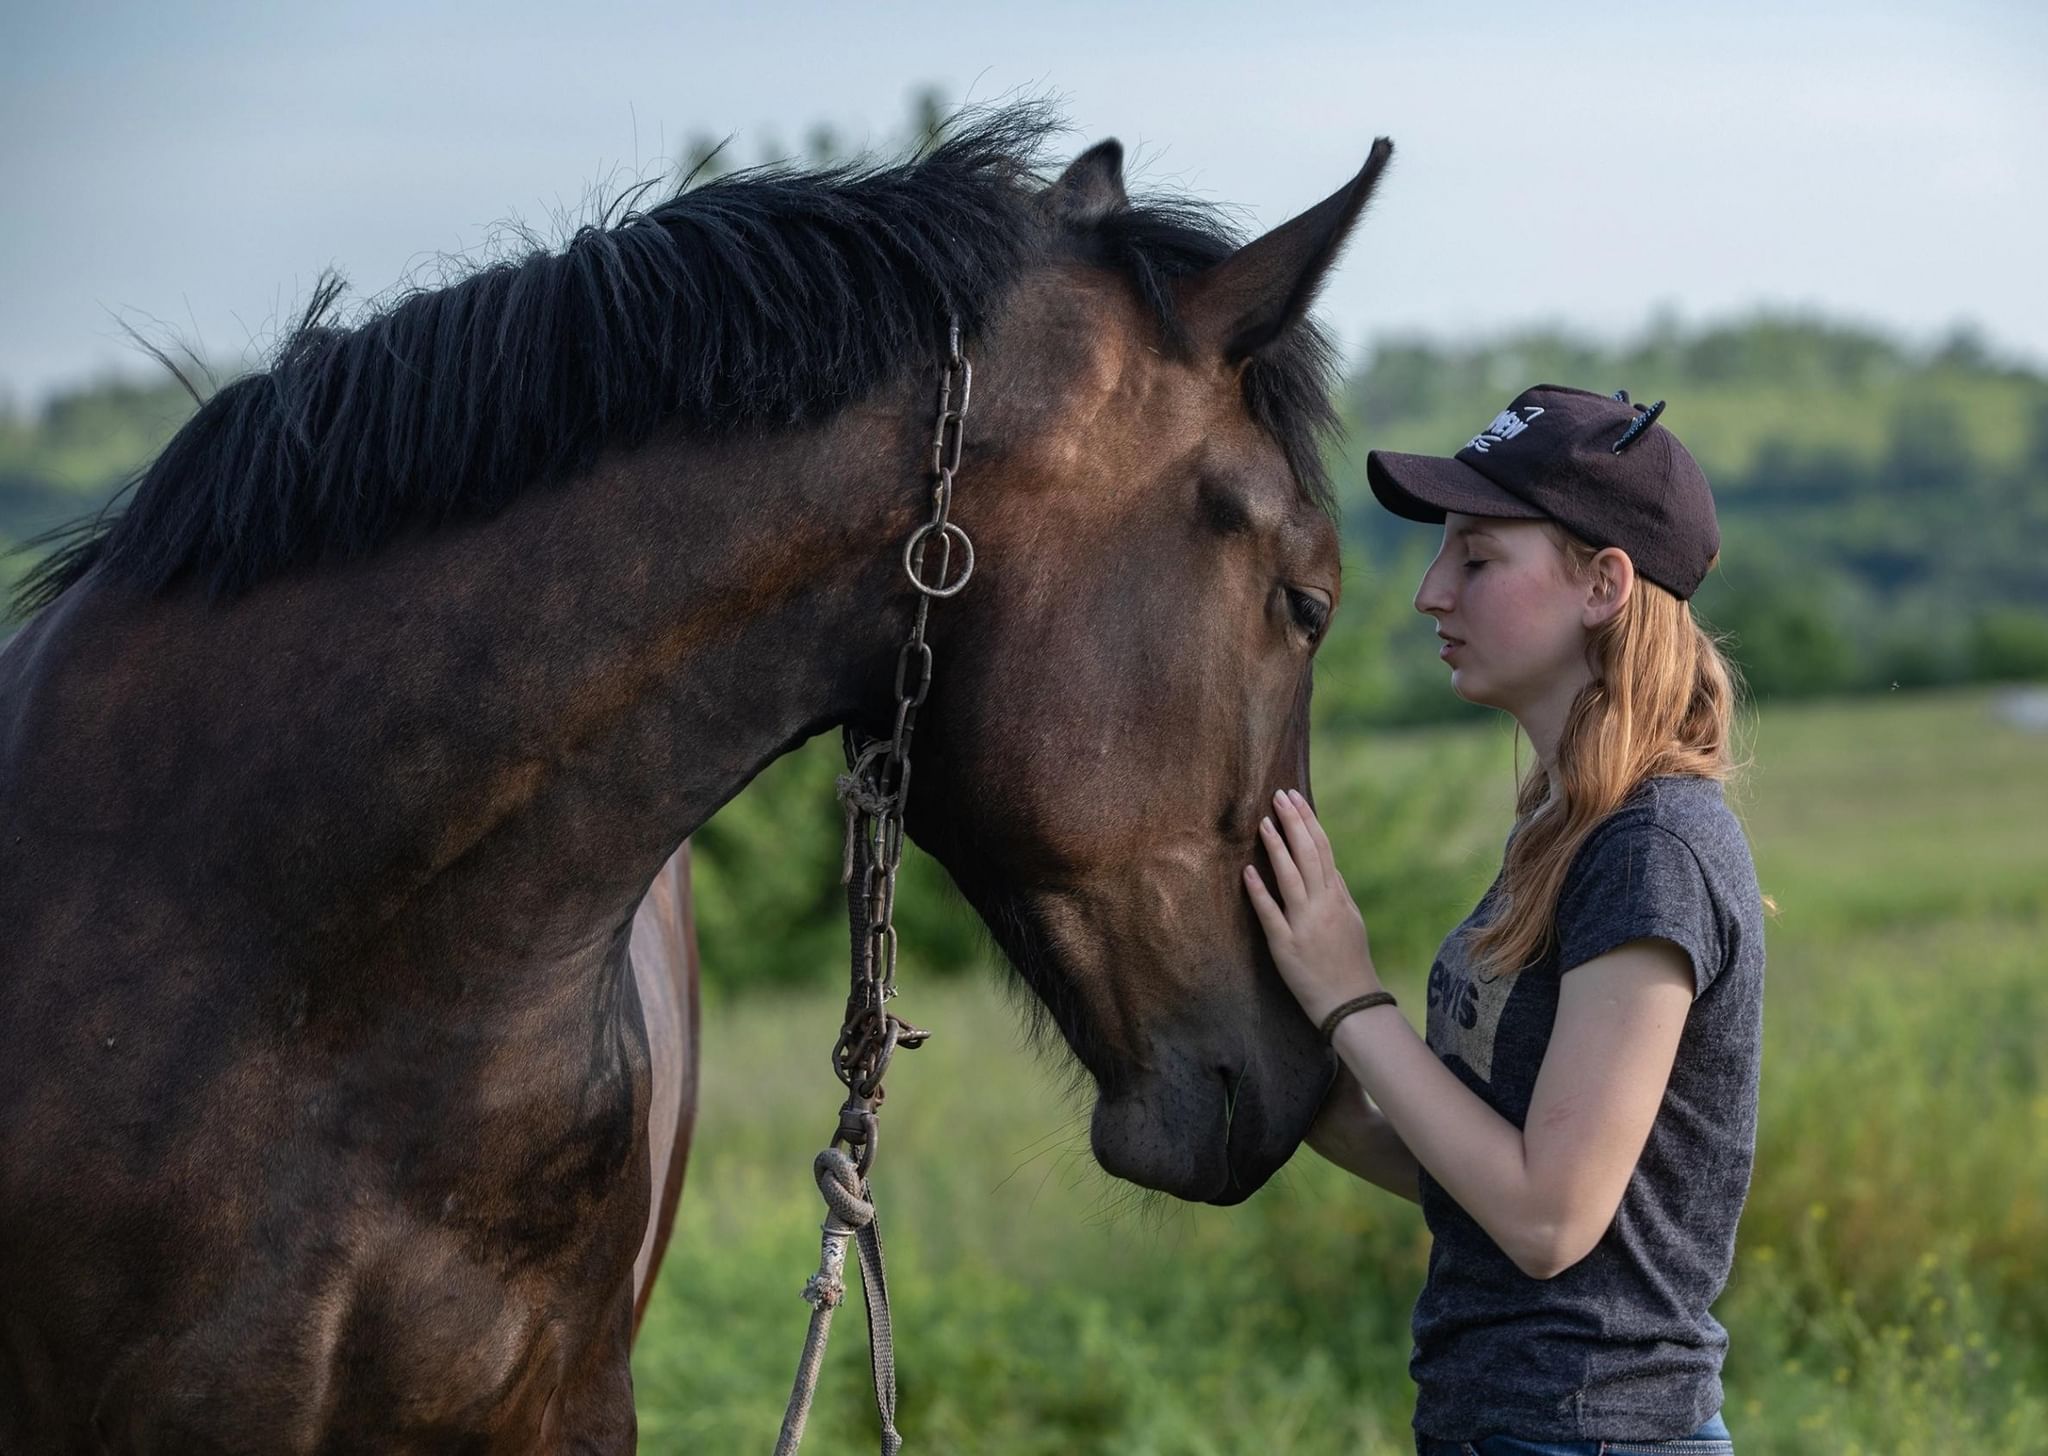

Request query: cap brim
[{"left": 1366, "top": 450, "right": 1549, "bottom": 525}]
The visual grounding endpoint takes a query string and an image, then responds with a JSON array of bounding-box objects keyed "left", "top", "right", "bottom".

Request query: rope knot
[
  {"left": 836, "top": 750, "right": 900, "bottom": 886},
  {"left": 835, "top": 766, "right": 897, "bottom": 821},
  {"left": 814, "top": 1148, "right": 877, "bottom": 1230}
]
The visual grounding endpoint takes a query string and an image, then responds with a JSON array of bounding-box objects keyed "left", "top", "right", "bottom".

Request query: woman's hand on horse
[{"left": 1243, "top": 788, "right": 1383, "bottom": 1024}]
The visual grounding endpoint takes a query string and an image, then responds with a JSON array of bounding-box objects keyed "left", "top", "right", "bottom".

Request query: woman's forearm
[
  {"left": 1329, "top": 1003, "right": 1552, "bottom": 1272},
  {"left": 1309, "top": 1100, "right": 1423, "bottom": 1205}
]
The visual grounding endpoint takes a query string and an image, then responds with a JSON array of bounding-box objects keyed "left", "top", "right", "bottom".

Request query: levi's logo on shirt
[
  {"left": 1465, "top": 405, "right": 1545, "bottom": 454},
  {"left": 1426, "top": 943, "right": 1518, "bottom": 1085}
]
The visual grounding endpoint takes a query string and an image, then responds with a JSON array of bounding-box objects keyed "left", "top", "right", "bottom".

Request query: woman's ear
[{"left": 1586, "top": 548, "right": 1635, "bottom": 627}]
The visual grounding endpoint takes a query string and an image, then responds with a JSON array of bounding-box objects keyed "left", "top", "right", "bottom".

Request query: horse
[{"left": 0, "top": 105, "right": 1392, "bottom": 1451}]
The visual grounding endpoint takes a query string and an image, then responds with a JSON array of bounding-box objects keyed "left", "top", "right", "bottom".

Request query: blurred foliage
[
  {"left": 0, "top": 375, "right": 193, "bottom": 601},
  {"left": 680, "top": 82, "right": 952, "bottom": 181},
  {"left": 686, "top": 734, "right": 987, "bottom": 996}
]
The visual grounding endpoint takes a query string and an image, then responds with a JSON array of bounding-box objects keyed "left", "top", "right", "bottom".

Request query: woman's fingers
[
  {"left": 1258, "top": 816, "right": 1308, "bottom": 908},
  {"left": 1290, "top": 789, "right": 1340, "bottom": 884},
  {"left": 1242, "top": 864, "right": 1290, "bottom": 942},
  {"left": 1272, "top": 792, "right": 1324, "bottom": 893}
]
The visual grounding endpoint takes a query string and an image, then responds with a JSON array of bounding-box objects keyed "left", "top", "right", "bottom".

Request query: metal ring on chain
[{"left": 902, "top": 521, "right": 975, "bottom": 598}]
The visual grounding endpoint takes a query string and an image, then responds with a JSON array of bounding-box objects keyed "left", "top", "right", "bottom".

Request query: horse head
[{"left": 908, "top": 137, "right": 1393, "bottom": 1204}]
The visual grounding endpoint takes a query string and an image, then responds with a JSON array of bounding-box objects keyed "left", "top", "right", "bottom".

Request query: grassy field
[{"left": 633, "top": 684, "right": 2048, "bottom": 1454}]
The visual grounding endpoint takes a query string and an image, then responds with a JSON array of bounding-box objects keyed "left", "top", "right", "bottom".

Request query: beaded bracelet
[{"left": 1318, "top": 990, "right": 1398, "bottom": 1043}]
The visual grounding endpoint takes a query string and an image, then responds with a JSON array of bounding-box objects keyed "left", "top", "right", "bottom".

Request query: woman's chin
[{"left": 1448, "top": 671, "right": 1502, "bottom": 712}]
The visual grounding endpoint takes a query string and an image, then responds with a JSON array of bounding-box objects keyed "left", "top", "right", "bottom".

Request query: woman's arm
[
  {"left": 1247, "top": 790, "right": 1695, "bottom": 1278},
  {"left": 1304, "top": 1066, "right": 1422, "bottom": 1205},
  {"left": 1326, "top": 944, "right": 1692, "bottom": 1275}
]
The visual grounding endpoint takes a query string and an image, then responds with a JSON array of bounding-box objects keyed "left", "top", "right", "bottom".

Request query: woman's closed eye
[{"left": 1464, "top": 558, "right": 1489, "bottom": 572}]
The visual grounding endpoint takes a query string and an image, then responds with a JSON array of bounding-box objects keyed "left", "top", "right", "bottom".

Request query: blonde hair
[{"left": 1463, "top": 521, "right": 1777, "bottom": 980}]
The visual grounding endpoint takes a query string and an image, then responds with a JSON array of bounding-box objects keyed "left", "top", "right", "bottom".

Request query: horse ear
[
  {"left": 1177, "top": 137, "right": 1394, "bottom": 364},
  {"left": 1042, "top": 139, "right": 1129, "bottom": 225}
]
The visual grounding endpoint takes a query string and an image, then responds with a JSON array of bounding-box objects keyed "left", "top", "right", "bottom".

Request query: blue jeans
[{"left": 1415, "top": 1408, "right": 1733, "bottom": 1455}]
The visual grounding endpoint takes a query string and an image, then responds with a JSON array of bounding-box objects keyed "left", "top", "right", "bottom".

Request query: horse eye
[{"left": 1285, "top": 587, "right": 1330, "bottom": 641}]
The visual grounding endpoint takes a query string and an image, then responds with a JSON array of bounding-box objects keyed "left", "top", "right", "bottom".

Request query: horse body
[
  {"left": 0, "top": 414, "right": 898, "bottom": 1452},
  {"left": 0, "top": 111, "right": 1391, "bottom": 1449}
]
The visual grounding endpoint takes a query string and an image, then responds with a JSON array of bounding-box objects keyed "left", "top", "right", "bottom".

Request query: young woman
[{"left": 1244, "top": 385, "right": 1766, "bottom": 1456}]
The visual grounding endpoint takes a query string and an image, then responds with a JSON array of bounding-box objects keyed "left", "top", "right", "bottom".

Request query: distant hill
[{"left": 0, "top": 376, "right": 195, "bottom": 600}]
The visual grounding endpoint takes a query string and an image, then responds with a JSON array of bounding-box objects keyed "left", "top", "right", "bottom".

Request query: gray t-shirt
[{"left": 1410, "top": 774, "right": 1765, "bottom": 1443}]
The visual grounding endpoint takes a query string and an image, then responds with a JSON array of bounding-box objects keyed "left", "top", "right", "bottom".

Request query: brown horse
[{"left": 0, "top": 107, "right": 1391, "bottom": 1451}]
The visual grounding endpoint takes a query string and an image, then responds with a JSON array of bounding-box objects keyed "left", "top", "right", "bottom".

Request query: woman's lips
[{"left": 1439, "top": 637, "right": 1463, "bottom": 660}]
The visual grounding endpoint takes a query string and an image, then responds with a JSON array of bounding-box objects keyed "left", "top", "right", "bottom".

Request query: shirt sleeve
[{"left": 1554, "top": 821, "right": 1726, "bottom": 998}]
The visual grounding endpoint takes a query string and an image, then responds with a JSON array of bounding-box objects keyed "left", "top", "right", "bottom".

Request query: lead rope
[{"left": 773, "top": 316, "right": 975, "bottom": 1456}]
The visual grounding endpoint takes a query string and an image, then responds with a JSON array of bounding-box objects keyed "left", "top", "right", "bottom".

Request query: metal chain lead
[
  {"left": 776, "top": 316, "right": 974, "bottom": 1456},
  {"left": 831, "top": 314, "right": 972, "bottom": 1162}
]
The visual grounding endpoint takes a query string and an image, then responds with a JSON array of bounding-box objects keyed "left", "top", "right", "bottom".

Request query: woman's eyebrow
[{"left": 1453, "top": 525, "right": 1501, "bottom": 544}]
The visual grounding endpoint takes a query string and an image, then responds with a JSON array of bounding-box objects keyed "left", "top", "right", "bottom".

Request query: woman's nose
[{"left": 1414, "top": 561, "right": 1452, "bottom": 616}]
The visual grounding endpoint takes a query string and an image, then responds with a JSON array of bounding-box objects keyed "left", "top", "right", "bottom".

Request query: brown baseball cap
[{"left": 1366, "top": 384, "right": 1720, "bottom": 599}]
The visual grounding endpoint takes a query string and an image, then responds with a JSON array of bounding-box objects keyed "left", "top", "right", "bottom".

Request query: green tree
[{"left": 1968, "top": 608, "right": 2048, "bottom": 683}]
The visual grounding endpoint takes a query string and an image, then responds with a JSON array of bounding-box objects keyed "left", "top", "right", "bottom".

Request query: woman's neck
[{"left": 1512, "top": 676, "right": 1585, "bottom": 781}]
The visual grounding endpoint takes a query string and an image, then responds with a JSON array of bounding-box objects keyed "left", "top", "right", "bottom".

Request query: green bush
[{"left": 1969, "top": 609, "right": 2048, "bottom": 682}]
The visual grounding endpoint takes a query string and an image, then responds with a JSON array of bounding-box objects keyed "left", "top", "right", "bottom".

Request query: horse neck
[
  {"left": 471, "top": 405, "right": 922, "bottom": 836},
  {"left": 58, "top": 401, "right": 927, "bottom": 974},
  {"left": 393, "top": 410, "right": 930, "bottom": 958}
]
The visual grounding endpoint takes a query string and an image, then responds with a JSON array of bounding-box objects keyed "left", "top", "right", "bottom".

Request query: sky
[{"left": 2, "top": 0, "right": 2043, "bottom": 406}]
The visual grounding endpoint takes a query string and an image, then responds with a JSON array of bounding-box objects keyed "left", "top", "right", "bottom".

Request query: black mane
[{"left": 13, "top": 103, "right": 1338, "bottom": 614}]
